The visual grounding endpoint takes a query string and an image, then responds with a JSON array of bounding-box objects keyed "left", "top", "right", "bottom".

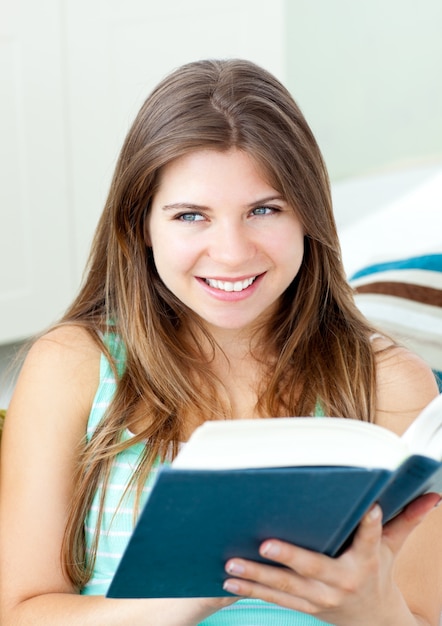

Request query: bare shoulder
[
  {"left": 6, "top": 324, "right": 101, "bottom": 438},
  {"left": 0, "top": 326, "right": 102, "bottom": 598},
  {"left": 23, "top": 324, "right": 99, "bottom": 377},
  {"left": 373, "top": 336, "right": 439, "bottom": 435},
  {"left": 27, "top": 324, "right": 100, "bottom": 363}
]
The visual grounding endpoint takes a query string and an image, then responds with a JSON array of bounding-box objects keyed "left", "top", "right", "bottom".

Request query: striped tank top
[{"left": 81, "top": 333, "right": 331, "bottom": 625}]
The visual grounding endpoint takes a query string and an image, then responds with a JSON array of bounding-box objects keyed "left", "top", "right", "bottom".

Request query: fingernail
[
  {"left": 223, "top": 580, "right": 240, "bottom": 594},
  {"left": 226, "top": 561, "right": 245, "bottom": 575},
  {"left": 260, "top": 541, "right": 280, "bottom": 558},
  {"left": 368, "top": 504, "right": 382, "bottom": 522}
]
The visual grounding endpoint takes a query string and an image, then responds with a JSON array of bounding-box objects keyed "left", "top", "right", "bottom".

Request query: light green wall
[{"left": 285, "top": 0, "right": 442, "bottom": 180}]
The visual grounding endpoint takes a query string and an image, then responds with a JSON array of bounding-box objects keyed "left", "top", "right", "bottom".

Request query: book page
[
  {"left": 172, "top": 417, "right": 410, "bottom": 471},
  {"left": 401, "top": 393, "right": 442, "bottom": 459}
]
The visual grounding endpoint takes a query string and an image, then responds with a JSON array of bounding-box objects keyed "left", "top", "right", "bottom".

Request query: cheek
[
  {"left": 277, "top": 229, "right": 305, "bottom": 269},
  {"left": 150, "top": 235, "right": 198, "bottom": 280}
]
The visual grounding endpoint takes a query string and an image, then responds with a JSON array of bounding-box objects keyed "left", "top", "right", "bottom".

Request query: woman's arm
[
  {"left": 375, "top": 342, "right": 442, "bottom": 626},
  {"left": 221, "top": 344, "right": 442, "bottom": 625},
  {"left": 0, "top": 326, "right": 231, "bottom": 625}
]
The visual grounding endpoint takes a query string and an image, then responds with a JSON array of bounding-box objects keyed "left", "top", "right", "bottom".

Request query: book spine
[
  {"left": 322, "top": 469, "right": 392, "bottom": 556},
  {"left": 378, "top": 455, "right": 442, "bottom": 522}
]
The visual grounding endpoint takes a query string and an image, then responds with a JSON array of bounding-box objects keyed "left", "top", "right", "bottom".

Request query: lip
[
  {"left": 202, "top": 274, "right": 260, "bottom": 282},
  {"left": 196, "top": 273, "right": 264, "bottom": 301}
]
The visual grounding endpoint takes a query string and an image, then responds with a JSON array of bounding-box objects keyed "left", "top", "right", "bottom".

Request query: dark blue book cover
[{"left": 106, "top": 456, "right": 441, "bottom": 599}]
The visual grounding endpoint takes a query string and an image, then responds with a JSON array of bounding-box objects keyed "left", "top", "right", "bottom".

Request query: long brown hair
[{"left": 61, "top": 59, "right": 378, "bottom": 587}]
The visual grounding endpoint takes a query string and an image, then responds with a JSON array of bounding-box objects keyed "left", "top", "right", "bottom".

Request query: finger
[
  {"left": 223, "top": 559, "right": 331, "bottom": 614},
  {"left": 350, "top": 503, "right": 383, "bottom": 558},
  {"left": 382, "top": 492, "right": 441, "bottom": 553},
  {"left": 222, "top": 575, "right": 322, "bottom": 614},
  {"left": 227, "top": 540, "right": 341, "bottom": 588}
]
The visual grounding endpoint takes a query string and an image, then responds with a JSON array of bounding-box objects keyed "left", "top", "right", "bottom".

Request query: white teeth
[{"left": 205, "top": 277, "right": 256, "bottom": 292}]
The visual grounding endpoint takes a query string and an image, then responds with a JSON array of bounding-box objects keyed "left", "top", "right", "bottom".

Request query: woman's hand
[{"left": 223, "top": 493, "right": 440, "bottom": 626}]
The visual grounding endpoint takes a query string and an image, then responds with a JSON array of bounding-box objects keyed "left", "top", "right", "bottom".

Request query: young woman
[{"left": 1, "top": 59, "right": 441, "bottom": 626}]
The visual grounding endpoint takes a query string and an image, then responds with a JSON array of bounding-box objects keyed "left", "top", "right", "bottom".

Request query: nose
[{"left": 208, "top": 220, "right": 256, "bottom": 267}]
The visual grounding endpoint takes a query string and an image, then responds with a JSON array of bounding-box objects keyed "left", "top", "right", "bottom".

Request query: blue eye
[
  {"left": 251, "top": 206, "right": 277, "bottom": 216},
  {"left": 177, "top": 212, "right": 205, "bottom": 222}
]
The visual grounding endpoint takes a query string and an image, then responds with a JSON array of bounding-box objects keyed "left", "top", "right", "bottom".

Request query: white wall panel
[{"left": 0, "top": 0, "right": 73, "bottom": 342}]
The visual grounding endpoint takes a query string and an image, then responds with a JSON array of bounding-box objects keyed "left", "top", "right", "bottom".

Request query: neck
[{"left": 191, "top": 317, "right": 271, "bottom": 359}]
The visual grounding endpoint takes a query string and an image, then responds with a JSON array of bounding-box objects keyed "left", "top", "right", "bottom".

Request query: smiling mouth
[{"left": 203, "top": 276, "right": 257, "bottom": 292}]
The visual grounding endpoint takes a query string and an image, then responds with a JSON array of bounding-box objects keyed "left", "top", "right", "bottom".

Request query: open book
[{"left": 107, "top": 394, "right": 442, "bottom": 599}]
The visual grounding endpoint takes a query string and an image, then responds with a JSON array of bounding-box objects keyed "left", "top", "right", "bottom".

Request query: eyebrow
[
  {"left": 161, "top": 196, "right": 286, "bottom": 212},
  {"left": 162, "top": 202, "right": 208, "bottom": 212}
]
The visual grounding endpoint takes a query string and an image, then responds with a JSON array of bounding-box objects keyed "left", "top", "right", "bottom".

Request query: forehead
[{"left": 154, "top": 149, "right": 279, "bottom": 202}]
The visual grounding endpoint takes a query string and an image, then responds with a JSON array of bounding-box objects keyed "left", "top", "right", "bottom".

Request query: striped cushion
[{"left": 349, "top": 254, "right": 442, "bottom": 390}]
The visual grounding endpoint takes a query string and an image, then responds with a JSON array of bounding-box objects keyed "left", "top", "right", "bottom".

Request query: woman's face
[{"left": 146, "top": 148, "right": 304, "bottom": 337}]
